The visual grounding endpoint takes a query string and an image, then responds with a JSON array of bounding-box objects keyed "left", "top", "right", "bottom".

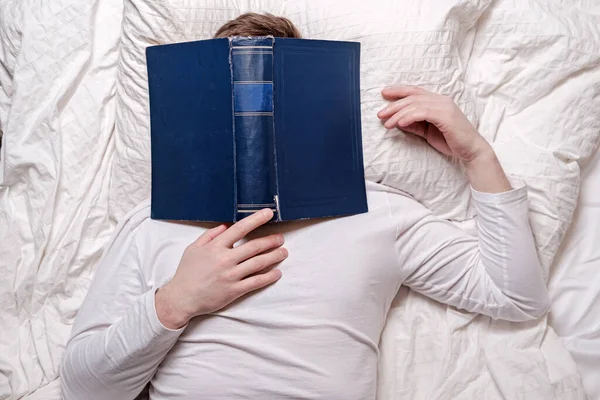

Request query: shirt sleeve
[
  {"left": 61, "top": 219, "right": 184, "bottom": 400},
  {"left": 395, "top": 185, "right": 549, "bottom": 322}
]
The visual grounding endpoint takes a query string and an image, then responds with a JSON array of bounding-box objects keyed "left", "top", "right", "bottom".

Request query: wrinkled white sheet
[
  {"left": 549, "top": 149, "right": 600, "bottom": 400},
  {"left": 546, "top": 4, "right": 600, "bottom": 391},
  {"left": 0, "top": 0, "right": 598, "bottom": 399},
  {"left": 0, "top": 0, "right": 123, "bottom": 398}
]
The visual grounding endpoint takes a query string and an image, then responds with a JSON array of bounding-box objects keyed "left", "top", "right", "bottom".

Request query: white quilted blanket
[{"left": 0, "top": 0, "right": 598, "bottom": 399}]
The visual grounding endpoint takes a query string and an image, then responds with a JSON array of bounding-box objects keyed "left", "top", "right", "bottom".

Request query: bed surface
[{"left": 549, "top": 150, "right": 600, "bottom": 400}]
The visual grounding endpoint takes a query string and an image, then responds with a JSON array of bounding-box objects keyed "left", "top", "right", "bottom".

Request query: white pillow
[{"left": 110, "top": 0, "right": 491, "bottom": 221}]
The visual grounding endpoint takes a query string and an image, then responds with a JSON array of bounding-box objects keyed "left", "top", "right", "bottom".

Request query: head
[{"left": 214, "top": 12, "right": 301, "bottom": 39}]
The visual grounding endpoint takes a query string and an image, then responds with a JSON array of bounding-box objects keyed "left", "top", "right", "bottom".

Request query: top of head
[{"left": 213, "top": 13, "right": 302, "bottom": 39}]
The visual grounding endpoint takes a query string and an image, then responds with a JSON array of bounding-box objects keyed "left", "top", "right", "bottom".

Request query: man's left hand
[{"left": 377, "top": 85, "right": 490, "bottom": 163}]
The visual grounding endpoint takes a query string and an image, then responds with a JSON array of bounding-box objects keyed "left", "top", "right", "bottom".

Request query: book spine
[{"left": 231, "top": 37, "right": 277, "bottom": 220}]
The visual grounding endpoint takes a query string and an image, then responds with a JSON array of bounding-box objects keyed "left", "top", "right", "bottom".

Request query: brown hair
[{"left": 214, "top": 12, "right": 301, "bottom": 39}]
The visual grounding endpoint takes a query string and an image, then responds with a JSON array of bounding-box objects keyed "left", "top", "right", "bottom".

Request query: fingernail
[
  {"left": 277, "top": 234, "right": 284, "bottom": 244},
  {"left": 262, "top": 209, "right": 271, "bottom": 217},
  {"left": 280, "top": 248, "right": 289, "bottom": 257}
]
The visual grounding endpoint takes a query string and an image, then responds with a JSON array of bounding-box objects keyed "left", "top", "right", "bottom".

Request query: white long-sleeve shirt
[{"left": 61, "top": 181, "right": 549, "bottom": 400}]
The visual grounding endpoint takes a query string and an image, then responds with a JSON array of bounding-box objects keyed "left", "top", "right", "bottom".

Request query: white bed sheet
[
  {"left": 549, "top": 149, "right": 600, "bottom": 400},
  {"left": 0, "top": 0, "right": 123, "bottom": 399}
]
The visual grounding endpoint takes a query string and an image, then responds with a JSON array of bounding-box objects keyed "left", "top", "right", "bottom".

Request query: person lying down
[{"left": 61, "top": 13, "right": 549, "bottom": 400}]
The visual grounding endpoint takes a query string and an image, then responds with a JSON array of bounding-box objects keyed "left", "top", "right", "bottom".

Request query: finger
[
  {"left": 193, "top": 224, "right": 228, "bottom": 246},
  {"left": 235, "top": 268, "right": 283, "bottom": 295},
  {"left": 234, "top": 247, "right": 288, "bottom": 279},
  {"left": 229, "top": 234, "right": 284, "bottom": 263},
  {"left": 383, "top": 104, "right": 423, "bottom": 129},
  {"left": 377, "top": 96, "right": 419, "bottom": 119},
  {"left": 381, "top": 85, "right": 429, "bottom": 100},
  {"left": 384, "top": 98, "right": 446, "bottom": 130},
  {"left": 396, "top": 109, "right": 430, "bottom": 132},
  {"left": 213, "top": 208, "right": 274, "bottom": 248},
  {"left": 426, "top": 130, "right": 453, "bottom": 156},
  {"left": 397, "top": 103, "right": 448, "bottom": 131}
]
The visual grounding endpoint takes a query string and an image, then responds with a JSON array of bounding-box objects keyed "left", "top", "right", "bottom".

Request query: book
[{"left": 146, "top": 36, "right": 367, "bottom": 222}]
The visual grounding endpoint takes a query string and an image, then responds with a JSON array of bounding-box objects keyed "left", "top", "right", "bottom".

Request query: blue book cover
[{"left": 146, "top": 37, "right": 367, "bottom": 222}]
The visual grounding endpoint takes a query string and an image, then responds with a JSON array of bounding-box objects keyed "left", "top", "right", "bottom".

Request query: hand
[
  {"left": 378, "top": 85, "right": 512, "bottom": 193},
  {"left": 156, "top": 209, "right": 287, "bottom": 329},
  {"left": 377, "top": 85, "right": 490, "bottom": 163}
]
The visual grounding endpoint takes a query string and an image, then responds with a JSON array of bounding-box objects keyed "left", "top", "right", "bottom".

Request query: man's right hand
[{"left": 155, "top": 209, "right": 287, "bottom": 329}]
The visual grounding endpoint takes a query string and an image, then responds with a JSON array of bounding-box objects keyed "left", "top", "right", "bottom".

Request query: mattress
[{"left": 549, "top": 149, "right": 600, "bottom": 400}]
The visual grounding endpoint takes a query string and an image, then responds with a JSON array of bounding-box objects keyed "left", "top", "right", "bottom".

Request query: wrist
[
  {"left": 462, "top": 137, "right": 494, "bottom": 165},
  {"left": 463, "top": 146, "right": 497, "bottom": 174},
  {"left": 155, "top": 283, "right": 191, "bottom": 330},
  {"left": 463, "top": 143, "right": 512, "bottom": 193}
]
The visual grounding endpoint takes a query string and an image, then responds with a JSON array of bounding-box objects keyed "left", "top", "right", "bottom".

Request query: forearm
[
  {"left": 469, "top": 185, "right": 549, "bottom": 320},
  {"left": 463, "top": 141, "right": 512, "bottom": 193},
  {"left": 61, "top": 290, "right": 183, "bottom": 400},
  {"left": 466, "top": 145, "right": 549, "bottom": 318},
  {"left": 401, "top": 186, "right": 549, "bottom": 322}
]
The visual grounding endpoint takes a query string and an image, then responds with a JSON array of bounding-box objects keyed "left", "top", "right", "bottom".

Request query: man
[{"left": 61, "top": 13, "right": 549, "bottom": 400}]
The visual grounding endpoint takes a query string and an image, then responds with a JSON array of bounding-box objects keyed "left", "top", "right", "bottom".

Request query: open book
[{"left": 146, "top": 37, "right": 367, "bottom": 222}]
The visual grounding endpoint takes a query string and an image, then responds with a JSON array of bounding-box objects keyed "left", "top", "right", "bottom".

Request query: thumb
[{"left": 399, "top": 121, "right": 429, "bottom": 139}]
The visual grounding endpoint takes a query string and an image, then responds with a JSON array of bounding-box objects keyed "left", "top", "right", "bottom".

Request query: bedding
[
  {"left": 0, "top": 0, "right": 124, "bottom": 398},
  {"left": 0, "top": 0, "right": 598, "bottom": 399},
  {"left": 549, "top": 149, "right": 600, "bottom": 400},
  {"left": 466, "top": 0, "right": 600, "bottom": 271},
  {"left": 377, "top": 2, "right": 599, "bottom": 398}
]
